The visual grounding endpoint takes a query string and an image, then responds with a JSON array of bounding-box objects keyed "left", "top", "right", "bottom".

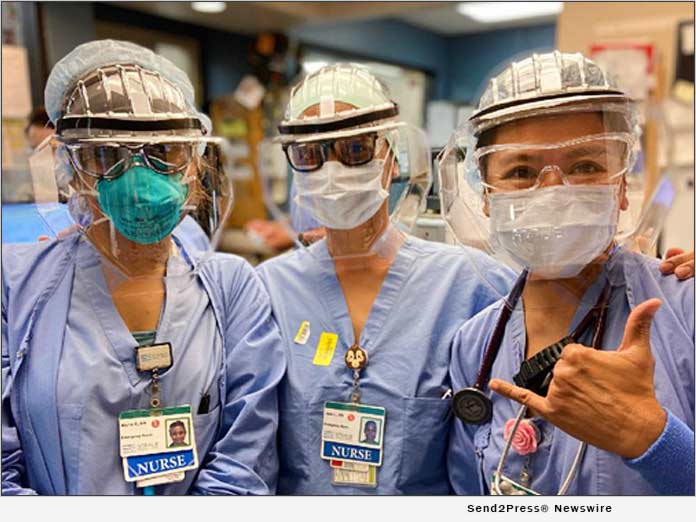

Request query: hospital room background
[{"left": 2, "top": 1, "right": 693, "bottom": 260}]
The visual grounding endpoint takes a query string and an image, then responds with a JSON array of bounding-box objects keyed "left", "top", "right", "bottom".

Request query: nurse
[
  {"left": 441, "top": 51, "right": 694, "bottom": 495},
  {"left": 2, "top": 40, "right": 285, "bottom": 495},
  {"left": 256, "top": 63, "right": 515, "bottom": 494}
]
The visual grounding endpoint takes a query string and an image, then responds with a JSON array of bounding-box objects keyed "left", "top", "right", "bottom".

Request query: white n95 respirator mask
[
  {"left": 293, "top": 159, "right": 389, "bottom": 230},
  {"left": 488, "top": 184, "right": 620, "bottom": 279}
]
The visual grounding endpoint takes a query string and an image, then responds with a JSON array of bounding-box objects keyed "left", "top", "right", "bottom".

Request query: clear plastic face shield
[
  {"left": 265, "top": 64, "right": 432, "bottom": 266},
  {"left": 439, "top": 52, "right": 677, "bottom": 495},
  {"left": 439, "top": 100, "right": 665, "bottom": 292},
  {"left": 267, "top": 123, "right": 431, "bottom": 265},
  {"left": 31, "top": 57, "right": 233, "bottom": 297},
  {"left": 31, "top": 134, "right": 232, "bottom": 274}
]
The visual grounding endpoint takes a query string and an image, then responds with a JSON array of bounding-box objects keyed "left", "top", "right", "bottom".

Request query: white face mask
[
  {"left": 293, "top": 159, "right": 389, "bottom": 230},
  {"left": 488, "top": 184, "right": 620, "bottom": 279}
]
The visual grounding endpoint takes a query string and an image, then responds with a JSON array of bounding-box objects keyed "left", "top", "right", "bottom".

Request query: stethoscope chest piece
[{"left": 453, "top": 387, "right": 493, "bottom": 424}]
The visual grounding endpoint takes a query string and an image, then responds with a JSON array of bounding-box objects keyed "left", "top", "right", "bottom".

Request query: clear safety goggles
[
  {"left": 283, "top": 132, "right": 390, "bottom": 173},
  {"left": 476, "top": 133, "right": 633, "bottom": 193},
  {"left": 61, "top": 141, "right": 196, "bottom": 180}
]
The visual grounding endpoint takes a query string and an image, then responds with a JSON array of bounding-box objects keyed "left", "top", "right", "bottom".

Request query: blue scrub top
[
  {"left": 2, "top": 233, "right": 286, "bottom": 495},
  {"left": 449, "top": 248, "right": 695, "bottom": 495},
  {"left": 55, "top": 238, "right": 223, "bottom": 494},
  {"left": 257, "top": 233, "right": 514, "bottom": 494}
]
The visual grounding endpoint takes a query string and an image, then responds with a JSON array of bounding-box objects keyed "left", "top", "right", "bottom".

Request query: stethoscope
[{"left": 452, "top": 269, "right": 612, "bottom": 495}]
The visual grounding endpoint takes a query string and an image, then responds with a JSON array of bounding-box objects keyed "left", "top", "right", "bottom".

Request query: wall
[
  {"left": 203, "top": 30, "right": 255, "bottom": 102},
  {"left": 445, "top": 23, "right": 557, "bottom": 103},
  {"left": 289, "top": 18, "right": 450, "bottom": 98},
  {"left": 37, "top": 2, "right": 254, "bottom": 106},
  {"left": 38, "top": 3, "right": 558, "bottom": 107},
  {"left": 93, "top": 3, "right": 254, "bottom": 105},
  {"left": 290, "top": 18, "right": 557, "bottom": 104},
  {"left": 557, "top": 1, "right": 693, "bottom": 93},
  {"left": 41, "top": 1, "right": 96, "bottom": 69}
]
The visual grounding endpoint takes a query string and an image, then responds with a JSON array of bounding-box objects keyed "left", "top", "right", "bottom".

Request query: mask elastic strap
[
  {"left": 180, "top": 174, "right": 196, "bottom": 185},
  {"left": 109, "top": 220, "right": 120, "bottom": 258}
]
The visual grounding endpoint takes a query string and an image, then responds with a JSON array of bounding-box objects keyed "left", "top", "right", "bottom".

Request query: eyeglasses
[
  {"left": 283, "top": 133, "right": 379, "bottom": 172},
  {"left": 477, "top": 133, "right": 633, "bottom": 193},
  {"left": 64, "top": 142, "right": 195, "bottom": 180}
]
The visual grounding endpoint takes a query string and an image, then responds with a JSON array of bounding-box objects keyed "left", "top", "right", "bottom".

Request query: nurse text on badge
[
  {"left": 321, "top": 401, "right": 386, "bottom": 466},
  {"left": 123, "top": 449, "right": 197, "bottom": 482}
]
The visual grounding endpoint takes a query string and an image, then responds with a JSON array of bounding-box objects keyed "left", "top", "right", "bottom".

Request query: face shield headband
[
  {"left": 277, "top": 103, "right": 399, "bottom": 138},
  {"left": 55, "top": 63, "right": 206, "bottom": 138}
]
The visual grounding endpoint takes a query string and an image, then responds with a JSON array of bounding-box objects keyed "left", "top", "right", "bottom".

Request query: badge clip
[{"left": 135, "top": 343, "right": 173, "bottom": 373}]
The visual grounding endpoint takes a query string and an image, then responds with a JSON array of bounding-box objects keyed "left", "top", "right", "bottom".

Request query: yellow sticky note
[{"left": 313, "top": 333, "right": 338, "bottom": 366}]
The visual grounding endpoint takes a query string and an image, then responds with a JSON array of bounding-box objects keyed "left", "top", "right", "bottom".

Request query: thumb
[{"left": 618, "top": 298, "right": 662, "bottom": 354}]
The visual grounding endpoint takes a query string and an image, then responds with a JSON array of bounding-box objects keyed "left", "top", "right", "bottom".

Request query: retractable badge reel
[
  {"left": 345, "top": 344, "right": 368, "bottom": 403},
  {"left": 135, "top": 343, "right": 174, "bottom": 408}
]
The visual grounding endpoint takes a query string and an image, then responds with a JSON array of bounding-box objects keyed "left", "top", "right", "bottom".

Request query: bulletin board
[{"left": 557, "top": 1, "right": 695, "bottom": 202}]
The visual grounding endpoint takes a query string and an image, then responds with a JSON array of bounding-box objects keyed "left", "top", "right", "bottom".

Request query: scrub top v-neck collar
[
  {"left": 74, "top": 237, "right": 187, "bottom": 386},
  {"left": 308, "top": 234, "right": 416, "bottom": 357},
  {"left": 508, "top": 263, "right": 614, "bottom": 369}
]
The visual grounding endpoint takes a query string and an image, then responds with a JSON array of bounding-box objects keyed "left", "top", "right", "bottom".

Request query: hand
[
  {"left": 659, "top": 248, "right": 694, "bottom": 280},
  {"left": 245, "top": 219, "right": 294, "bottom": 250},
  {"left": 490, "top": 299, "right": 666, "bottom": 459},
  {"left": 298, "top": 227, "right": 326, "bottom": 245}
]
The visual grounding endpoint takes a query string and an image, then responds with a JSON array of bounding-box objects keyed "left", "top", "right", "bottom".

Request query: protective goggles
[
  {"left": 64, "top": 141, "right": 195, "bottom": 180},
  {"left": 476, "top": 132, "right": 633, "bottom": 193},
  {"left": 283, "top": 133, "right": 382, "bottom": 173}
]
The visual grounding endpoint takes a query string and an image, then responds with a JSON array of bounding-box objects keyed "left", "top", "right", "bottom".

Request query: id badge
[
  {"left": 320, "top": 401, "right": 386, "bottom": 467},
  {"left": 119, "top": 405, "right": 198, "bottom": 483},
  {"left": 331, "top": 465, "right": 377, "bottom": 488},
  {"left": 330, "top": 460, "right": 369, "bottom": 472},
  {"left": 136, "top": 471, "right": 185, "bottom": 488}
]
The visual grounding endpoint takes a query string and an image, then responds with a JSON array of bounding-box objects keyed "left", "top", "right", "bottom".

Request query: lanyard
[{"left": 453, "top": 271, "right": 611, "bottom": 424}]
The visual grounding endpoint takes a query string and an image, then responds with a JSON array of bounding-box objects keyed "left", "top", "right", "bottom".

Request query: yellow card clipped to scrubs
[
  {"left": 119, "top": 405, "right": 199, "bottom": 483},
  {"left": 313, "top": 332, "right": 338, "bottom": 366}
]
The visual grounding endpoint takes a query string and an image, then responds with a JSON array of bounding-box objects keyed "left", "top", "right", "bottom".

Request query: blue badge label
[
  {"left": 322, "top": 441, "right": 381, "bottom": 465},
  {"left": 123, "top": 449, "right": 197, "bottom": 482}
]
